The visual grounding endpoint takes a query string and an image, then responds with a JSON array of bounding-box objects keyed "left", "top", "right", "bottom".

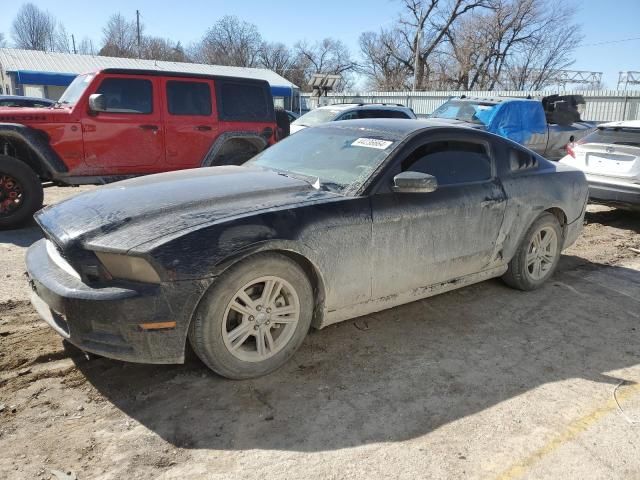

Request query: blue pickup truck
[{"left": 429, "top": 95, "right": 596, "bottom": 160}]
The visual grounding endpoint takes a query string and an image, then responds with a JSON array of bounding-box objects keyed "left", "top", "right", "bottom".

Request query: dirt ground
[{"left": 1, "top": 187, "right": 640, "bottom": 480}]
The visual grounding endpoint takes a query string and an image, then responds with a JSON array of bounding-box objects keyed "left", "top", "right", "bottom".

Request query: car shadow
[
  {"left": 0, "top": 221, "right": 43, "bottom": 247},
  {"left": 73, "top": 254, "right": 640, "bottom": 452},
  {"left": 585, "top": 207, "right": 640, "bottom": 233}
]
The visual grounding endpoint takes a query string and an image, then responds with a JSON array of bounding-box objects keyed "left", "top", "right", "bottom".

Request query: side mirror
[
  {"left": 392, "top": 171, "right": 438, "bottom": 193},
  {"left": 88, "top": 94, "right": 106, "bottom": 113}
]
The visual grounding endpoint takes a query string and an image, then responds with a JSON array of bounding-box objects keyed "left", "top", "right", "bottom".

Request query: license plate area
[{"left": 586, "top": 153, "right": 636, "bottom": 174}]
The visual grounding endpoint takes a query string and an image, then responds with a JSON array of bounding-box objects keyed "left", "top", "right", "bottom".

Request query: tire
[
  {"left": 188, "top": 253, "right": 313, "bottom": 379},
  {"left": 502, "top": 212, "right": 563, "bottom": 291},
  {"left": 0, "top": 155, "right": 43, "bottom": 229}
]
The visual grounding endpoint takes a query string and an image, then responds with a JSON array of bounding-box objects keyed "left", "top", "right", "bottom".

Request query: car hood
[
  {"left": 0, "top": 106, "right": 71, "bottom": 123},
  {"left": 290, "top": 123, "right": 307, "bottom": 134},
  {"left": 35, "top": 166, "right": 338, "bottom": 252}
]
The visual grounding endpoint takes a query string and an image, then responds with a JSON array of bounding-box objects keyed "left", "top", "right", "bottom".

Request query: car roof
[
  {"left": 598, "top": 120, "right": 640, "bottom": 129},
  {"left": 313, "top": 118, "right": 476, "bottom": 136},
  {"left": 0, "top": 95, "right": 54, "bottom": 103},
  {"left": 317, "top": 103, "right": 411, "bottom": 111}
]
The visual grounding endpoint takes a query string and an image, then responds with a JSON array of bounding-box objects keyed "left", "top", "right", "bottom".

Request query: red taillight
[{"left": 566, "top": 142, "right": 576, "bottom": 158}]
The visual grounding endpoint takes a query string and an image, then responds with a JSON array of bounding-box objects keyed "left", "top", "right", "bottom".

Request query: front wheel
[
  {"left": 502, "top": 212, "right": 562, "bottom": 291},
  {"left": 188, "top": 253, "right": 313, "bottom": 379},
  {"left": 0, "top": 155, "right": 44, "bottom": 229}
]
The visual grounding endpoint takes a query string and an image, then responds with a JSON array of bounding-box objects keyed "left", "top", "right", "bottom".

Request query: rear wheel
[
  {"left": 188, "top": 253, "right": 313, "bottom": 379},
  {"left": 0, "top": 155, "right": 43, "bottom": 229},
  {"left": 502, "top": 212, "right": 562, "bottom": 291}
]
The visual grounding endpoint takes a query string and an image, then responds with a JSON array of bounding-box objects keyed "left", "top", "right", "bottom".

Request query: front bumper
[
  {"left": 26, "top": 239, "right": 208, "bottom": 364},
  {"left": 586, "top": 175, "right": 640, "bottom": 208}
]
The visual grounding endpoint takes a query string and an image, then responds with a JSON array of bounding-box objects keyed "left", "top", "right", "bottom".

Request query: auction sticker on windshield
[{"left": 352, "top": 138, "right": 394, "bottom": 149}]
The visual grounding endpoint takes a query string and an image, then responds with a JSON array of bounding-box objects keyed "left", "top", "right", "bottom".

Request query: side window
[
  {"left": 385, "top": 110, "right": 411, "bottom": 119},
  {"left": 402, "top": 140, "right": 492, "bottom": 185},
  {"left": 96, "top": 78, "right": 153, "bottom": 114},
  {"left": 338, "top": 111, "right": 359, "bottom": 120},
  {"left": 217, "top": 81, "right": 271, "bottom": 121},
  {"left": 166, "top": 81, "right": 212, "bottom": 116}
]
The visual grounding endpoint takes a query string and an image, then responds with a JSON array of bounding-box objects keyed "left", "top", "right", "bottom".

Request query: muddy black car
[{"left": 26, "top": 119, "right": 588, "bottom": 379}]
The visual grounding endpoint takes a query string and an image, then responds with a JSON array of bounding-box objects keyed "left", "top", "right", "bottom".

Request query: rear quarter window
[{"left": 216, "top": 80, "right": 274, "bottom": 122}]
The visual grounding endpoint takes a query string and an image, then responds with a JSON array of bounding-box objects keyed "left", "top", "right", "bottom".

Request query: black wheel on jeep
[{"left": 0, "top": 155, "right": 44, "bottom": 229}]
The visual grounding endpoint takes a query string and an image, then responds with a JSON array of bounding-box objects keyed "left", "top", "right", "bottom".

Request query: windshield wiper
[{"left": 274, "top": 170, "right": 320, "bottom": 190}]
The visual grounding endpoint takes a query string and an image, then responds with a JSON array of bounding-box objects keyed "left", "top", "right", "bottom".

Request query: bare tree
[
  {"left": 259, "top": 42, "right": 294, "bottom": 76},
  {"left": 294, "top": 38, "right": 356, "bottom": 91},
  {"left": 99, "top": 13, "right": 139, "bottom": 58},
  {"left": 54, "top": 22, "right": 72, "bottom": 53},
  {"left": 194, "top": 16, "right": 262, "bottom": 67},
  {"left": 77, "top": 37, "right": 96, "bottom": 55},
  {"left": 0, "top": 32, "right": 7, "bottom": 48},
  {"left": 140, "top": 37, "right": 188, "bottom": 62},
  {"left": 359, "top": 30, "right": 411, "bottom": 90},
  {"left": 11, "top": 3, "right": 56, "bottom": 51}
]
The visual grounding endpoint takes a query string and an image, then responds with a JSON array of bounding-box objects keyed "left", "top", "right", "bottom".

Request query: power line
[{"left": 576, "top": 35, "right": 640, "bottom": 48}]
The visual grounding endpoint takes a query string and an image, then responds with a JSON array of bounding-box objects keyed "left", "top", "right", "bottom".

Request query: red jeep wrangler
[{"left": 0, "top": 68, "right": 280, "bottom": 228}]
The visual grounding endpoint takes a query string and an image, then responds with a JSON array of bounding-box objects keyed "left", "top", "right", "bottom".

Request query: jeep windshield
[
  {"left": 430, "top": 99, "right": 496, "bottom": 125},
  {"left": 246, "top": 125, "right": 400, "bottom": 194},
  {"left": 291, "top": 108, "right": 342, "bottom": 127},
  {"left": 56, "top": 74, "right": 95, "bottom": 107}
]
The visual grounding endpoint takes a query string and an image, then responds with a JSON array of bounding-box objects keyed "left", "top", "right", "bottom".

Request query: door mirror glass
[
  {"left": 392, "top": 171, "right": 438, "bottom": 193},
  {"left": 88, "top": 93, "right": 106, "bottom": 113}
]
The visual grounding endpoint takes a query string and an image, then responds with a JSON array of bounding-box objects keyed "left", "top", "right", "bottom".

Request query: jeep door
[
  {"left": 81, "top": 75, "right": 164, "bottom": 172},
  {"left": 162, "top": 78, "right": 218, "bottom": 168}
]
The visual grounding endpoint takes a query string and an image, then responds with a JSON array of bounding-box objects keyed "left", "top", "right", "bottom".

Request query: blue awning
[
  {"left": 10, "top": 70, "right": 77, "bottom": 87},
  {"left": 270, "top": 85, "right": 295, "bottom": 97}
]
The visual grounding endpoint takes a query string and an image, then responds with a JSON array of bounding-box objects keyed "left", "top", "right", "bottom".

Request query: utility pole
[
  {"left": 136, "top": 10, "right": 141, "bottom": 58},
  {"left": 71, "top": 34, "right": 77, "bottom": 54},
  {"left": 412, "top": 29, "right": 422, "bottom": 92}
]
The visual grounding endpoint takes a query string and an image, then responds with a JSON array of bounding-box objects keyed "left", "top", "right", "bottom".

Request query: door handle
[
  {"left": 195, "top": 125, "right": 212, "bottom": 131},
  {"left": 139, "top": 124, "right": 159, "bottom": 132}
]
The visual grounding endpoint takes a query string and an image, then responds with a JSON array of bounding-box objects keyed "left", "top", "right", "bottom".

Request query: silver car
[{"left": 560, "top": 120, "right": 640, "bottom": 209}]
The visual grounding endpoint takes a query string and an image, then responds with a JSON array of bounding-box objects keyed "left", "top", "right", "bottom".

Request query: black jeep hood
[{"left": 36, "top": 166, "right": 338, "bottom": 252}]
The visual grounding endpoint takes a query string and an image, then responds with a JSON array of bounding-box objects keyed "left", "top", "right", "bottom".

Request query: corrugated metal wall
[{"left": 301, "top": 90, "right": 640, "bottom": 122}]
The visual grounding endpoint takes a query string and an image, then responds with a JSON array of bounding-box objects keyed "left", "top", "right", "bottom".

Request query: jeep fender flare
[
  {"left": 201, "top": 132, "right": 268, "bottom": 167},
  {"left": 0, "top": 123, "right": 68, "bottom": 179}
]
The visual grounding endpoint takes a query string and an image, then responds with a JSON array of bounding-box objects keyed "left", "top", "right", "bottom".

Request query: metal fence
[{"left": 300, "top": 90, "right": 640, "bottom": 122}]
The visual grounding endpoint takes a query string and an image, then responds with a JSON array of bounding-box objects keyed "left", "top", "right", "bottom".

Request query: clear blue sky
[{"left": 1, "top": 0, "right": 639, "bottom": 89}]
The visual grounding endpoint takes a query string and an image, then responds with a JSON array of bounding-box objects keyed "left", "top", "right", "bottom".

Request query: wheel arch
[
  {"left": 188, "top": 241, "right": 328, "bottom": 334},
  {"left": 0, "top": 124, "right": 67, "bottom": 179},
  {"left": 544, "top": 206, "right": 568, "bottom": 239}
]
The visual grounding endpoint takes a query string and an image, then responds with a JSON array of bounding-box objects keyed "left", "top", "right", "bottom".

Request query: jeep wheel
[{"left": 0, "top": 155, "right": 44, "bottom": 229}]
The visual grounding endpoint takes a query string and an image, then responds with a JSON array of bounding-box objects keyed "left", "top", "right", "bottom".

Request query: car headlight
[{"left": 95, "top": 252, "right": 161, "bottom": 284}]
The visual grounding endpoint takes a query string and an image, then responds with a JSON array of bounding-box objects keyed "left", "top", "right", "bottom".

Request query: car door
[
  {"left": 163, "top": 78, "right": 218, "bottom": 168},
  {"left": 81, "top": 75, "right": 164, "bottom": 171},
  {"left": 369, "top": 132, "right": 507, "bottom": 299}
]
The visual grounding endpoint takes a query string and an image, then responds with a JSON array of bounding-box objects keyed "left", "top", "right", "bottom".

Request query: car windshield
[
  {"left": 430, "top": 100, "right": 496, "bottom": 125},
  {"left": 291, "top": 108, "right": 342, "bottom": 127},
  {"left": 246, "top": 126, "right": 401, "bottom": 194},
  {"left": 57, "top": 74, "right": 94, "bottom": 106}
]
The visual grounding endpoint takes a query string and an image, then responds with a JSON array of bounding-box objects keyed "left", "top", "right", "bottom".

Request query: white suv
[
  {"left": 291, "top": 103, "right": 416, "bottom": 134},
  {"left": 560, "top": 120, "right": 640, "bottom": 209}
]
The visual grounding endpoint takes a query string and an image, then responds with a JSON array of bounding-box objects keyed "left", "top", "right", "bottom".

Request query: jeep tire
[{"left": 0, "top": 155, "right": 44, "bottom": 229}]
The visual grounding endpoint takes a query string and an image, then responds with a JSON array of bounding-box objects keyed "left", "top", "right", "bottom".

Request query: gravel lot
[{"left": 1, "top": 186, "right": 639, "bottom": 480}]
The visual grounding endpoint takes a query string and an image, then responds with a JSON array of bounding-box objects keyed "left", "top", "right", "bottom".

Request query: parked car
[
  {"left": 26, "top": 119, "right": 588, "bottom": 379},
  {"left": 429, "top": 95, "right": 596, "bottom": 160},
  {"left": 285, "top": 110, "right": 299, "bottom": 123},
  {"left": 560, "top": 120, "right": 640, "bottom": 209},
  {"left": 0, "top": 95, "right": 55, "bottom": 108},
  {"left": 0, "top": 68, "right": 280, "bottom": 228},
  {"left": 290, "top": 103, "right": 416, "bottom": 134}
]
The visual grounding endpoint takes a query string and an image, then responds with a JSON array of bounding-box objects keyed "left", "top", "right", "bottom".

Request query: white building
[{"left": 0, "top": 48, "right": 299, "bottom": 109}]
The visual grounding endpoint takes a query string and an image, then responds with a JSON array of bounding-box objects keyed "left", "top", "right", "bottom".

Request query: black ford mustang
[{"left": 26, "top": 119, "right": 588, "bottom": 379}]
